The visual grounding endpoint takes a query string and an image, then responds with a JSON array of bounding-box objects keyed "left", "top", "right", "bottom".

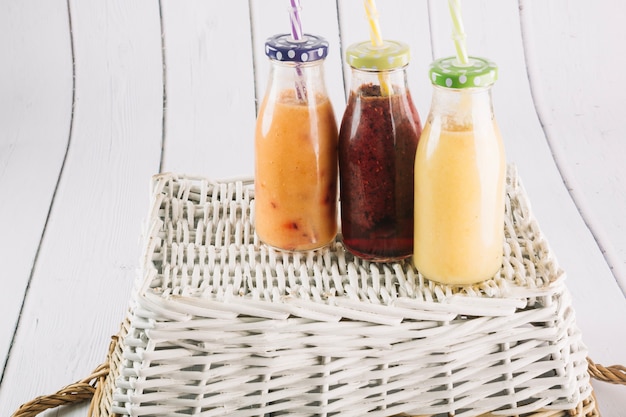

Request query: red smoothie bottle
[{"left": 338, "top": 40, "right": 422, "bottom": 262}]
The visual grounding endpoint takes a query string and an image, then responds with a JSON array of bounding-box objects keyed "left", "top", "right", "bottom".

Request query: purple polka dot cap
[{"left": 265, "top": 33, "right": 329, "bottom": 63}]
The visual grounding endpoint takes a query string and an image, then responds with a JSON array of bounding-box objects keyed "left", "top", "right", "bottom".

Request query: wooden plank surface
[
  {"left": 1, "top": 1, "right": 624, "bottom": 416},
  {"left": 0, "top": 0, "right": 73, "bottom": 371},
  {"left": 160, "top": 0, "right": 257, "bottom": 179},
  {"left": 520, "top": 0, "right": 626, "bottom": 292},
  {"left": 0, "top": 1, "right": 163, "bottom": 414}
]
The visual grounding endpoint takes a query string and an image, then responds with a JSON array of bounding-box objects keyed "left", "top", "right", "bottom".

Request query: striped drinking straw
[
  {"left": 288, "top": 0, "right": 307, "bottom": 102},
  {"left": 448, "top": 0, "right": 469, "bottom": 65},
  {"left": 363, "top": 0, "right": 392, "bottom": 95}
]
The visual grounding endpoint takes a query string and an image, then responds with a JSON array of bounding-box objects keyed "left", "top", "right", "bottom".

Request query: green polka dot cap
[
  {"left": 345, "top": 40, "right": 410, "bottom": 71},
  {"left": 429, "top": 56, "right": 498, "bottom": 89}
]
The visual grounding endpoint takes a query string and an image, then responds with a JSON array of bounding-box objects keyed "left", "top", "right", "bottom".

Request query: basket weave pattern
[{"left": 112, "top": 166, "right": 592, "bottom": 417}]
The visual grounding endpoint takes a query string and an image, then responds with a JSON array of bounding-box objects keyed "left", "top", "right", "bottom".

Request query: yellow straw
[
  {"left": 363, "top": 0, "right": 391, "bottom": 95},
  {"left": 364, "top": 0, "right": 383, "bottom": 47}
]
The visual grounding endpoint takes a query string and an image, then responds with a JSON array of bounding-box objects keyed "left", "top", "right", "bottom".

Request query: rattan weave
[{"left": 108, "top": 165, "right": 593, "bottom": 417}]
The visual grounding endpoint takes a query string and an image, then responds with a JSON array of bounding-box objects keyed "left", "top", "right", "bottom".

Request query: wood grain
[
  {"left": 520, "top": 0, "right": 626, "bottom": 293},
  {"left": 0, "top": 1, "right": 163, "bottom": 415},
  {"left": 160, "top": 0, "right": 257, "bottom": 179},
  {"left": 0, "top": 0, "right": 73, "bottom": 373}
]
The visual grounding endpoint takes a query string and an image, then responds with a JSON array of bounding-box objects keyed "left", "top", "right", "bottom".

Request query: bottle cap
[
  {"left": 429, "top": 56, "right": 498, "bottom": 88},
  {"left": 265, "top": 33, "right": 329, "bottom": 63},
  {"left": 345, "top": 40, "right": 410, "bottom": 71}
]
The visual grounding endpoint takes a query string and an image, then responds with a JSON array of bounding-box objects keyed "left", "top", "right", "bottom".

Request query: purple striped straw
[
  {"left": 289, "top": 0, "right": 303, "bottom": 41},
  {"left": 288, "top": 0, "right": 307, "bottom": 101}
]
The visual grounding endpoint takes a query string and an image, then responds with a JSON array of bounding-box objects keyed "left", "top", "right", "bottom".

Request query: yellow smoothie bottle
[
  {"left": 255, "top": 34, "right": 338, "bottom": 251},
  {"left": 413, "top": 57, "right": 506, "bottom": 285}
]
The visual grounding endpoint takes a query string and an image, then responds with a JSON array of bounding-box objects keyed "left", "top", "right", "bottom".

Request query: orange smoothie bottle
[
  {"left": 413, "top": 57, "right": 506, "bottom": 285},
  {"left": 255, "top": 34, "right": 338, "bottom": 251}
]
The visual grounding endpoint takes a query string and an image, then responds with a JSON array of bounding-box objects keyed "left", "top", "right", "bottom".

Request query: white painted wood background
[{"left": 1, "top": 0, "right": 624, "bottom": 415}]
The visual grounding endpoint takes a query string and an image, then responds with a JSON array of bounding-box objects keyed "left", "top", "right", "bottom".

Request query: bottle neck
[
  {"left": 429, "top": 85, "right": 495, "bottom": 129},
  {"left": 266, "top": 59, "right": 329, "bottom": 103},
  {"left": 349, "top": 66, "right": 409, "bottom": 97}
]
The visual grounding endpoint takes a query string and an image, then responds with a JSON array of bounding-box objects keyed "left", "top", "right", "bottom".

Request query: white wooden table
[{"left": 1, "top": 1, "right": 624, "bottom": 416}]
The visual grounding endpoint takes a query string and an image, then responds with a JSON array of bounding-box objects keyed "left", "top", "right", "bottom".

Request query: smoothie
[
  {"left": 413, "top": 118, "right": 506, "bottom": 284},
  {"left": 255, "top": 90, "right": 338, "bottom": 251},
  {"left": 339, "top": 83, "right": 421, "bottom": 261}
]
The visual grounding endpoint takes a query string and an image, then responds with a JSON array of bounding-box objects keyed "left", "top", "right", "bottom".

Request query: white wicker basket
[{"left": 112, "top": 165, "right": 592, "bottom": 417}]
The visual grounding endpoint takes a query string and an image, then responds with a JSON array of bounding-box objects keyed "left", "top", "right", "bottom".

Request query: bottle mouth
[
  {"left": 270, "top": 60, "right": 322, "bottom": 69},
  {"left": 350, "top": 65, "right": 408, "bottom": 73}
]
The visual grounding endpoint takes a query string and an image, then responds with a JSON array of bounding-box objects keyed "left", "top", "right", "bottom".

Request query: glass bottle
[
  {"left": 338, "top": 40, "right": 422, "bottom": 262},
  {"left": 255, "top": 34, "right": 338, "bottom": 251},
  {"left": 413, "top": 57, "right": 506, "bottom": 285}
]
